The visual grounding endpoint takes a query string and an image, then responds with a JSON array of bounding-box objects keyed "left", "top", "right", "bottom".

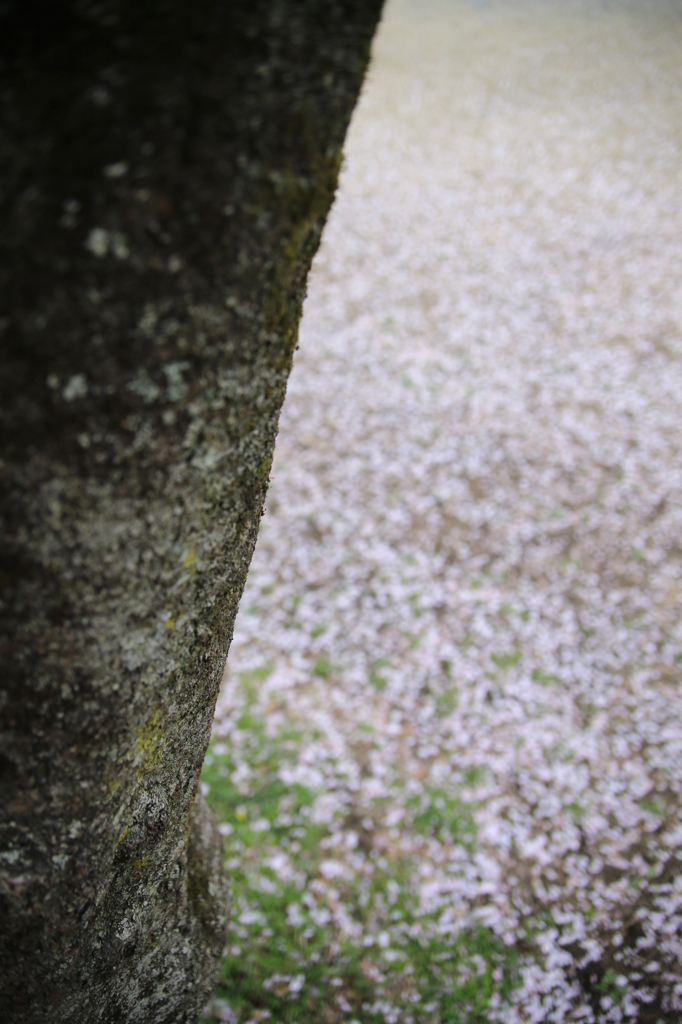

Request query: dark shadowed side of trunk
[{"left": 0, "top": 2, "right": 384, "bottom": 1021}]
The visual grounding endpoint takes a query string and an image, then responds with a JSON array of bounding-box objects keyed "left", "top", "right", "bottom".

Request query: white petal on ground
[{"left": 213, "top": 0, "right": 682, "bottom": 1018}]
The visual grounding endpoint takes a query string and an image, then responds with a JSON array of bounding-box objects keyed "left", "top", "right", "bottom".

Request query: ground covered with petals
[{"left": 203, "top": 1, "right": 682, "bottom": 1020}]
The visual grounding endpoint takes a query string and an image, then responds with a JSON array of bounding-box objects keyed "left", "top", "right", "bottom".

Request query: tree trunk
[{"left": 0, "top": 2, "right": 383, "bottom": 1020}]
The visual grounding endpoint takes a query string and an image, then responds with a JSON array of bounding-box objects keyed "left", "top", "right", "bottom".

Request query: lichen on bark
[{"left": 0, "top": 1, "right": 384, "bottom": 1021}]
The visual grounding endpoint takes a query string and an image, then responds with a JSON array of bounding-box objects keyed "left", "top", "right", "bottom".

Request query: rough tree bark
[{"left": 0, "top": 2, "right": 384, "bottom": 1021}]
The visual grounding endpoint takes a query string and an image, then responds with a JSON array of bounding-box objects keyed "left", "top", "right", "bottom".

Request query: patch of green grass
[
  {"left": 491, "top": 651, "right": 521, "bottom": 669},
  {"left": 531, "top": 669, "right": 561, "bottom": 686},
  {"left": 239, "top": 664, "right": 274, "bottom": 705},
  {"left": 209, "top": 912, "right": 518, "bottom": 1023},
  {"left": 435, "top": 687, "right": 458, "bottom": 717},
  {"left": 595, "top": 969, "right": 628, "bottom": 1006},
  {"left": 369, "top": 657, "right": 391, "bottom": 691},
  {"left": 499, "top": 604, "right": 530, "bottom": 622},
  {"left": 463, "top": 766, "right": 485, "bottom": 787},
  {"left": 565, "top": 802, "right": 585, "bottom": 821},
  {"left": 313, "top": 656, "right": 333, "bottom": 679},
  {"left": 640, "top": 796, "right": 666, "bottom": 816},
  {"left": 214, "top": 941, "right": 375, "bottom": 1023},
  {"left": 408, "top": 787, "right": 477, "bottom": 847},
  {"left": 200, "top": 709, "right": 518, "bottom": 1023}
]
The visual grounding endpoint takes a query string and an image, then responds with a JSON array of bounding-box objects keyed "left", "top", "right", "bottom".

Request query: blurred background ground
[{"left": 201, "top": 1, "right": 682, "bottom": 1020}]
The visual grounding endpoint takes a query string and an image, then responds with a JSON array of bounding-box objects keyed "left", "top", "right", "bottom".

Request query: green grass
[
  {"left": 407, "top": 788, "right": 477, "bottom": 847},
  {"left": 313, "top": 656, "right": 333, "bottom": 679},
  {"left": 369, "top": 658, "right": 391, "bottom": 692},
  {"left": 531, "top": 669, "right": 561, "bottom": 687},
  {"left": 490, "top": 652, "right": 521, "bottom": 670},
  {"left": 200, "top": 672, "right": 521, "bottom": 1023}
]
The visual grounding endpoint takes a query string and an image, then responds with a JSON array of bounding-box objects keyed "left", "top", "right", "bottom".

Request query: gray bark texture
[{"left": 0, "top": 1, "right": 383, "bottom": 1020}]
